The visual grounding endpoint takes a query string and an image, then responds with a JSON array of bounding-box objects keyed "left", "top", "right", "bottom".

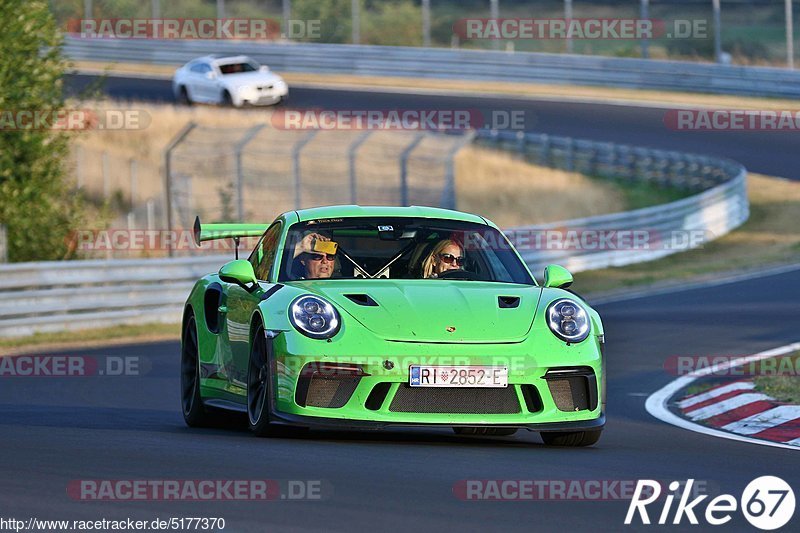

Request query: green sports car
[{"left": 181, "top": 205, "right": 605, "bottom": 446}]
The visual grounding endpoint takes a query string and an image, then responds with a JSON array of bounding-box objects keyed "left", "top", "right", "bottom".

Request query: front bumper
[{"left": 266, "top": 329, "right": 605, "bottom": 428}]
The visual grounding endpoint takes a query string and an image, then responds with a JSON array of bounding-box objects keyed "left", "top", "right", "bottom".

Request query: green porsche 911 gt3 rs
[{"left": 181, "top": 205, "right": 605, "bottom": 446}]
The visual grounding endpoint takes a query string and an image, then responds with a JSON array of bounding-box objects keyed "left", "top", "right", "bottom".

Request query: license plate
[{"left": 409, "top": 365, "right": 508, "bottom": 388}]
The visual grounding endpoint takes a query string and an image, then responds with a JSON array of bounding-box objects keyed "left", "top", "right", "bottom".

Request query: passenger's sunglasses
[
  {"left": 438, "top": 253, "right": 465, "bottom": 266},
  {"left": 308, "top": 253, "right": 336, "bottom": 262}
]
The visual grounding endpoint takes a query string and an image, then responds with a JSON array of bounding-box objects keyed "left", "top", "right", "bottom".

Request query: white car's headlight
[
  {"left": 290, "top": 295, "right": 340, "bottom": 339},
  {"left": 546, "top": 298, "right": 590, "bottom": 343}
]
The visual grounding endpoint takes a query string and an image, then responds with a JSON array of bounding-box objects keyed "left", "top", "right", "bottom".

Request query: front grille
[
  {"left": 389, "top": 386, "right": 521, "bottom": 414},
  {"left": 302, "top": 375, "right": 360, "bottom": 408}
]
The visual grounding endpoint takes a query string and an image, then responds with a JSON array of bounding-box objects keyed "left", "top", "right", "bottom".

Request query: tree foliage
[{"left": 0, "top": 0, "right": 83, "bottom": 262}]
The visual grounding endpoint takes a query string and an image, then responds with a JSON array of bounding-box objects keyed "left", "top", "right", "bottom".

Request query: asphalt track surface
[
  {"left": 1, "top": 74, "right": 795, "bottom": 531},
  {"left": 3, "top": 268, "right": 800, "bottom": 531},
  {"left": 66, "top": 73, "right": 800, "bottom": 180}
]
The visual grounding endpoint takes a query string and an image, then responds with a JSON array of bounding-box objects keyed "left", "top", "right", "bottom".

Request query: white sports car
[{"left": 172, "top": 55, "right": 288, "bottom": 107}]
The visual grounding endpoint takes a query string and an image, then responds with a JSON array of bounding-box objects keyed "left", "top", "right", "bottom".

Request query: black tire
[
  {"left": 247, "top": 326, "right": 282, "bottom": 437},
  {"left": 181, "top": 315, "right": 213, "bottom": 427},
  {"left": 178, "top": 86, "right": 192, "bottom": 106},
  {"left": 540, "top": 429, "right": 602, "bottom": 447},
  {"left": 221, "top": 90, "right": 234, "bottom": 107},
  {"left": 453, "top": 427, "right": 518, "bottom": 437}
]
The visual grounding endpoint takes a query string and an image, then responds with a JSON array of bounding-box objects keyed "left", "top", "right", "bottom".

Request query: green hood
[{"left": 297, "top": 280, "right": 541, "bottom": 343}]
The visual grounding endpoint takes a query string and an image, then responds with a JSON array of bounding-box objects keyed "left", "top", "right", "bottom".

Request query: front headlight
[
  {"left": 546, "top": 298, "right": 590, "bottom": 343},
  {"left": 290, "top": 295, "right": 341, "bottom": 339}
]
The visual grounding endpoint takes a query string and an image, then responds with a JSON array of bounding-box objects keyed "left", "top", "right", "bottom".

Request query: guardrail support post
[
  {"left": 565, "top": 138, "right": 575, "bottom": 171},
  {"left": 540, "top": 134, "right": 550, "bottom": 166}
]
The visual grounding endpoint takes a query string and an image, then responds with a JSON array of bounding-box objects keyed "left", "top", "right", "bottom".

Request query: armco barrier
[
  {"left": 64, "top": 36, "right": 800, "bottom": 98},
  {"left": 0, "top": 129, "right": 748, "bottom": 338},
  {"left": 0, "top": 255, "right": 226, "bottom": 337},
  {"left": 475, "top": 129, "right": 748, "bottom": 274}
]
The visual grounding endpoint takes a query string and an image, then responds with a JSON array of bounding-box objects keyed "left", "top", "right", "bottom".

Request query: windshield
[
  {"left": 218, "top": 62, "right": 259, "bottom": 75},
  {"left": 278, "top": 217, "right": 534, "bottom": 285}
]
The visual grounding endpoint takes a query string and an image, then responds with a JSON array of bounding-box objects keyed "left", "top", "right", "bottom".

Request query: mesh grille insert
[
  {"left": 304, "top": 376, "right": 360, "bottom": 408},
  {"left": 547, "top": 377, "right": 590, "bottom": 411},
  {"left": 389, "top": 386, "right": 521, "bottom": 414}
]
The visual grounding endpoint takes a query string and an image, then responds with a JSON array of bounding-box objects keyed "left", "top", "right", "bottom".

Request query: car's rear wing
[{"left": 193, "top": 216, "right": 268, "bottom": 258}]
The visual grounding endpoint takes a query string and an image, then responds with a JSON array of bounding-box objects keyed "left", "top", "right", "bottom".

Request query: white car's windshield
[
  {"left": 278, "top": 217, "right": 534, "bottom": 284},
  {"left": 218, "top": 62, "right": 259, "bottom": 75}
]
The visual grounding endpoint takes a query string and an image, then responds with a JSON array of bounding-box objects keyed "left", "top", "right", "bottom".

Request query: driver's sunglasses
[
  {"left": 308, "top": 253, "right": 336, "bottom": 262},
  {"left": 439, "top": 253, "right": 465, "bottom": 266}
]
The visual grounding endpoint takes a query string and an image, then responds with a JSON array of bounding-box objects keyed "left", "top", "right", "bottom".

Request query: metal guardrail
[
  {"left": 0, "top": 256, "right": 225, "bottom": 337},
  {"left": 0, "top": 129, "right": 748, "bottom": 338},
  {"left": 475, "top": 129, "right": 748, "bottom": 274},
  {"left": 64, "top": 36, "right": 800, "bottom": 98}
]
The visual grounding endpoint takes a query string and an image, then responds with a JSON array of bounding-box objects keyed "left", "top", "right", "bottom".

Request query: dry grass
[
  {"left": 72, "top": 60, "right": 800, "bottom": 111},
  {"left": 455, "top": 145, "right": 625, "bottom": 227},
  {"left": 578, "top": 173, "right": 800, "bottom": 295}
]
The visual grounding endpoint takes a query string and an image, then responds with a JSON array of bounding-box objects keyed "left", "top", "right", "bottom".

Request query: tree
[{"left": 0, "top": 0, "right": 83, "bottom": 262}]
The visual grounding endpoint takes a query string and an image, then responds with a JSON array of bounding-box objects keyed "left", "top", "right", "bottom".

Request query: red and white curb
[{"left": 646, "top": 342, "right": 800, "bottom": 450}]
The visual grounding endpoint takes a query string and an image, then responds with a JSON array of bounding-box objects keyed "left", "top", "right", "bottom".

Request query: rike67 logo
[{"left": 625, "top": 477, "right": 795, "bottom": 530}]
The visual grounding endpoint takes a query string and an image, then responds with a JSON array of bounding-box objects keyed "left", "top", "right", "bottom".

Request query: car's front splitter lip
[{"left": 268, "top": 408, "right": 605, "bottom": 433}]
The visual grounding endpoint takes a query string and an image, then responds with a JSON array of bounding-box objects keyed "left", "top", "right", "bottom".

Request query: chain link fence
[{"left": 165, "top": 124, "right": 474, "bottom": 234}]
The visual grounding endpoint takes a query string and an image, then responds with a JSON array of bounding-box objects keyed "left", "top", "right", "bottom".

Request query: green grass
[
  {"left": 0, "top": 323, "right": 179, "bottom": 352},
  {"left": 753, "top": 353, "right": 800, "bottom": 404}
]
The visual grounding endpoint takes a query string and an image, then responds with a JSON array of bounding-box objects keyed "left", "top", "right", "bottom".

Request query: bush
[{"left": 0, "top": 0, "right": 84, "bottom": 262}]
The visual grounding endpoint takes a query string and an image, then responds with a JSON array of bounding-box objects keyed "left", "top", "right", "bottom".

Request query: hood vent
[
  {"left": 344, "top": 294, "right": 379, "bottom": 307},
  {"left": 498, "top": 296, "right": 520, "bottom": 309}
]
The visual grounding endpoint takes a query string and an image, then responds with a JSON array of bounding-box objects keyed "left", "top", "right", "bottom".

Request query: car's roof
[{"left": 292, "top": 205, "right": 488, "bottom": 225}]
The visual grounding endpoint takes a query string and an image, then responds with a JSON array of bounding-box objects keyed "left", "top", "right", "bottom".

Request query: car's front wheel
[
  {"left": 221, "top": 90, "right": 234, "bottom": 107},
  {"left": 178, "top": 86, "right": 192, "bottom": 106},
  {"left": 540, "top": 429, "right": 601, "bottom": 447},
  {"left": 247, "top": 327, "right": 282, "bottom": 437}
]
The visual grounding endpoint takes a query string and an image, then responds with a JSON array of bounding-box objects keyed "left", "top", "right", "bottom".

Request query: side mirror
[
  {"left": 205, "top": 70, "right": 217, "bottom": 80},
  {"left": 543, "top": 264, "right": 573, "bottom": 289},
  {"left": 259, "top": 65, "right": 269, "bottom": 72},
  {"left": 219, "top": 260, "right": 258, "bottom": 289}
]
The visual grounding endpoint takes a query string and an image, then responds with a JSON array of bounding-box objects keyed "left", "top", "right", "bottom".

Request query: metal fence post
[
  {"left": 399, "top": 132, "right": 426, "bottom": 206},
  {"left": 352, "top": 0, "right": 361, "bottom": 44},
  {"left": 0, "top": 225, "right": 7, "bottom": 263},
  {"left": 76, "top": 145, "right": 84, "bottom": 189},
  {"left": 102, "top": 151, "right": 110, "bottom": 199},
  {"left": 422, "top": 0, "right": 431, "bottom": 47},
  {"left": 639, "top": 0, "right": 650, "bottom": 59},
  {"left": 564, "top": 0, "right": 573, "bottom": 54},
  {"left": 490, "top": 0, "right": 499, "bottom": 50},
  {"left": 234, "top": 124, "right": 266, "bottom": 222},
  {"left": 293, "top": 130, "right": 319, "bottom": 209},
  {"left": 129, "top": 158, "right": 137, "bottom": 207},
  {"left": 348, "top": 130, "right": 373, "bottom": 204},
  {"left": 163, "top": 122, "right": 196, "bottom": 256},
  {"left": 443, "top": 131, "right": 476, "bottom": 210}
]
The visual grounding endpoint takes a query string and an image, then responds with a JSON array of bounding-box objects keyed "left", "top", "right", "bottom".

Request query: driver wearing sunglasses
[
  {"left": 294, "top": 232, "right": 336, "bottom": 279},
  {"left": 422, "top": 239, "right": 465, "bottom": 278}
]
